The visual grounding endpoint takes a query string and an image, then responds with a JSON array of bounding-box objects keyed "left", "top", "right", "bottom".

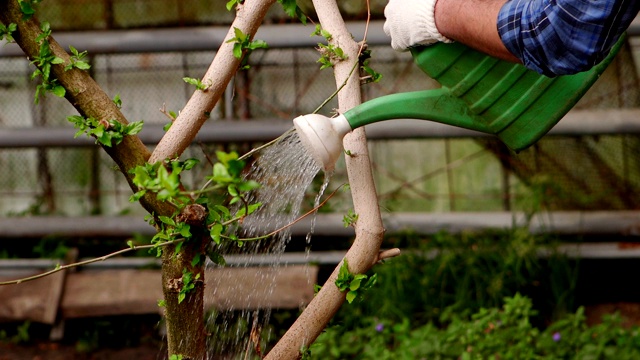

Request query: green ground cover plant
[
  {"left": 311, "top": 294, "right": 640, "bottom": 359},
  {"left": 334, "top": 228, "right": 578, "bottom": 329},
  {"left": 306, "top": 228, "right": 607, "bottom": 358}
]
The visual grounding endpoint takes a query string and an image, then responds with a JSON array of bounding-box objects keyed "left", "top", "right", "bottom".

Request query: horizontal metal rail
[
  {"left": 2, "top": 20, "right": 639, "bottom": 57},
  {"left": 1, "top": 210, "right": 639, "bottom": 239},
  {"left": 0, "top": 21, "right": 391, "bottom": 57},
  {"left": 1, "top": 109, "right": 640, "bottom": 148},
  {"left": 1, "top": 240, "right": 640, "bottom": 277}
]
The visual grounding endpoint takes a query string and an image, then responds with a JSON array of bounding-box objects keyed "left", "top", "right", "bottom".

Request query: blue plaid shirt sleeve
[{"left": 497, "top": 0, "right": 640, "bottom": 77}]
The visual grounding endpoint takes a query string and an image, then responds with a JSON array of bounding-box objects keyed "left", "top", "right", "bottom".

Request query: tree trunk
[{"left": 0, "top": 1, "right": 275, "bottom": 358}]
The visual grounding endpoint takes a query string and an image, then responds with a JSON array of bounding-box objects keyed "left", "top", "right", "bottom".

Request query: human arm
[
  {"left": 383, "top": 0, "right": 518, "bottom": 61},
  {"left": 495, "top": 0, "right": 640, "bottom": 76},
  {"left": 434, "top": 0, "right": 520, "bottom": 63},
  {"left": 384, "top": 0, "right": 640, "bottom": 77}
]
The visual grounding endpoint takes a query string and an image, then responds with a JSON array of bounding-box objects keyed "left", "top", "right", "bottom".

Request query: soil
[{"left": 0, "top": 342, "right": 163, "bottom": 360}]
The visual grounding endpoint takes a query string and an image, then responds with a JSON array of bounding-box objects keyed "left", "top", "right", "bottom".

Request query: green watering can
[{"left": 293, "top": 35, "right": 625, "bottom": 171}]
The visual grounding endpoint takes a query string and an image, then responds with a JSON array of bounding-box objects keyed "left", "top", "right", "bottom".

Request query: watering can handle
[{"left": 344, "top": 34, "right": 626, "bottom": 151}]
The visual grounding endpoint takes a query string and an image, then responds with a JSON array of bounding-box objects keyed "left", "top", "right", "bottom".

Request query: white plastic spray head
[{"left": 293, "top": 113, "right": 352, "bottom": 172}]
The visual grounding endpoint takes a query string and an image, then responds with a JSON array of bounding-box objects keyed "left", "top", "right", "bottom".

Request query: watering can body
[{"left": 344, "top": 34, "right": 625, "bottom": 152}]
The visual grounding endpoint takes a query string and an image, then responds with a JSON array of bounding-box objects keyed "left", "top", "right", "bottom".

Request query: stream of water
[{"left": 205, "top": 130, "right": 331, "bottom": 358}]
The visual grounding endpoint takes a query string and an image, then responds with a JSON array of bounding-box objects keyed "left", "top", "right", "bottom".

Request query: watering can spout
[
  {"left": 293, "top": 34, "right": 625, "bottom": 171},
  {"left": 293, "top": 113, "right": 351, "bottom": 172}
]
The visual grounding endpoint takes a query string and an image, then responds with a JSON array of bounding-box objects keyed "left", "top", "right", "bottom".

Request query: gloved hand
[{"left": 383, "top": 0, "right": 453, "bottom": 51}]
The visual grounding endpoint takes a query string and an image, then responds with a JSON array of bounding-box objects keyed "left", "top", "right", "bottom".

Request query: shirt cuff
[{"left": 496, "top": 0, "right": 548, "bottom": 76}]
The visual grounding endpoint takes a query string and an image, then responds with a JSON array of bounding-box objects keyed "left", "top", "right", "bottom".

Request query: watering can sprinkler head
[{"left": 293, "top": 113, "right": 352, "bottom": 172}]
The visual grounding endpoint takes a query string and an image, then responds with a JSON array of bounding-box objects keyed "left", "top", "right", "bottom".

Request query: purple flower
[
  {"left": 375, "top": 323, "right": 384, "bottom": 332},
  {"left": 553, "top": 332, "right": 561, "bottom": 342}
]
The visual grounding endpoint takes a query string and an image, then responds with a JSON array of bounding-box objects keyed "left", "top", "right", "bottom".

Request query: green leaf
[
  {"left": 191, "top": 254, "right": 204, "bottom": 267},
  {"left": 50, "top": 57, "right": 64, "bottom": 65},
  {"left": 129, "top": 189, "right": 146, "bottom": 202},
  {"left": 212, "top": 163, "right": 231, "bottom": 182},
  {"left": 19, "top": 0, "right": 36, "bottom": 19},
  {"left": 73, "top": 61, "right": 91, "bottom": 70},
  {"left": 227, "top": 184, "right": 238, "bottom": 197},
  {"left": 39, "top": 21, "right": 51, "bottom": 37},
  {"left": 127, "top": 240, "right": 134, "bottom": 248},
  {"left": 178, "top": 223, "right": 191, "bottom": 238},
  {"left": 345, "top": 291, "right": 356, "bottom": 304},
  {"left": 207, "top": 251, "right": 226, "bottom": 266},
  {"left": 237, "top": 180, "right": 260, "bottom": 192},
  {"left": 182, "top": 159, "right": 199, "bottom": 170},
  {"left": 172, "top": 240, "right": 183, "bottom": 256},
  {"left": 113, "top": 94, "right": 122, "bottom": 108},
  {"left": 226, "top": 159, "right": 245, "bottom": 177},
  {"left": 226, "top": 0, "right": 237, "bottom": 11},
  {"left": 335, "top": 260, "right": 353, "bottom": 291},
  {"left": 51, "top": 85, "right": 65, "bottom": 98},
  {"left": 125, "top": 121, "right": 144, "bottom": 136},
  {"left": 215, "top": 151, "right": 238, "bottom": 165},
  {"left": 232, "top": 43, "right": 243, "bottom": 59},
  {"left": 233, "top": 27, "right": 247, "bottom": 42},
  {"left": 209, "top": 223, "right": 223, "bottom": 244},
  {"left": 158, "top": 216, "right": 176, "bottom": 227},
  {"left": 131, "top": 166, "right": 151, "bottom": 187},
  {"left": 214, "top": 205, "right": 230, "bottom": 219},
  {"left": 234, "top": 202, "right": 261, "bottom": 218},
  {"left": 248, "top": 39, "right": 268, "bottom": 50},
  {"left": 0, "top": 23, "right": 17, "bottom": 42},
  {"left": 183, "top": 77, "right": 207, "bottom": 90},
  {"left": 349, "top": 274, "right": 367, "bottom": 291},
  {"left": 277, "top": 0, "right": 307, "bottom": 24}
]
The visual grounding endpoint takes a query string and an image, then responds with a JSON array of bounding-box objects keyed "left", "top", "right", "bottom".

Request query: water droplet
[{"left": 206, "top": 131, "right": 328, "bottom": 357}]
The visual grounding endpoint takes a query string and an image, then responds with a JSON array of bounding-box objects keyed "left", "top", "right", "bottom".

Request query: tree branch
[
  {"left": 0, "top": 1, "right": 174, "bottom": 217},
  {"left": 265, "top": 1, "right": 388, "bottom": 358},
  {"left": 149, "top": 0, "right": 277, "bottom": 163}
]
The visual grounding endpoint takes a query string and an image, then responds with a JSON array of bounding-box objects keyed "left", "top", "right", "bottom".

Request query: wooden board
[
  {"left": 205, "top": 266, "right": 318, "bottom": 311},
  {"left": 0, "top": 271, "right": 66, "bottom": 324},
  {"left": 59, "top": 265, "right": 317, "bottom": 319}
]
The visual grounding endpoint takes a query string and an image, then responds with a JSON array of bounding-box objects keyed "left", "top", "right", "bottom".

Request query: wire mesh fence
[{"left": 1, "top": 9, "right": 639, "bottom": 217}]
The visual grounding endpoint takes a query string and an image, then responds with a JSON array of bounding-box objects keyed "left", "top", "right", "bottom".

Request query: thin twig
[
  {"left": 225, "top": 184, "right": 345, "bottom": 242},
  {"left": 0, "top": 239, "right": 184, "bottom": 286},
  {"left": 312, "top": 60, "right": 358, "bottom": 115},
  {"left": 238, "top": 127, "right": 296, "bottom": 161},
  {"left": 159, "top": 103, "right": 177, "bottom": 122}
]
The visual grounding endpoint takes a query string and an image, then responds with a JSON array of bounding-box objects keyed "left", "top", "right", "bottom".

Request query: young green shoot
[
  {"left": 335, "top": 259, "right": 377, "bottom": 304},
  {"left": 226, "top": 27, "right": 268, "bottom": 69},
  {"left": 64, "top": 45, "right": 91, "bottom": 71},
  {"left": 67, "top": 115, "right": 143, "bottom": 147},
  {"left": 342, "top": 209, "right": 358, "bottom": 228},
  {"left": 183, "top": 77, "right": 209, "bottom": 91},
  {"left": 0, "top": 23, "right": 17, "bottom": 42}
]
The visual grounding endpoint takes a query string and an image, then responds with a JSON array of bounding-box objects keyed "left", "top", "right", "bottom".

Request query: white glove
[{"left": 383, "top": 0, "right": 453, "bottom": 51}]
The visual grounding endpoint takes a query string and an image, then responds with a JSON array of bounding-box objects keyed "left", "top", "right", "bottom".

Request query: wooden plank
[
  {"left": 60, "top": 269, "right": 162, "bottom": 318},
  {"left": 58, "top": 265, "right": 318, "bottom": 319},
  {"left": 205, "top": 265, "right": 318, "bottom": 311},
  {"left": 0, "top": 272, "right": 64, "bottom": 324}
]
